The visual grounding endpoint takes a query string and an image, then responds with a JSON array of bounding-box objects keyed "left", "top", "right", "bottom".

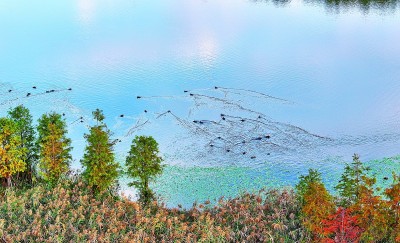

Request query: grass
[{"left": 0, "top": 175, "right": 307, "bottom": 242}]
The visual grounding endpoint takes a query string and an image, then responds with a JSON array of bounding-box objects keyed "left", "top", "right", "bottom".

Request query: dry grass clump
[
  {"left": 204, "top": 189, "right": 307, "bottom": 242},
  {"left": 0, "top": 177, "right": 304, "bottom": 242}
]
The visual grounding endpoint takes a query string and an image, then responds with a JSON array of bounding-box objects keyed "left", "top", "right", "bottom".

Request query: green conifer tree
[
  {"left": 37, "top": 112, "right": 72, "bottom": 185},
  {"left": 335, "top": 154, "right": 369, "bottom": 207},
  {"left": 0, "top": 118, "right": 27, "bottom": 187},
  {"left": 295, "top": 168, "right": 322, "bottom": 206},
  {"left": 8, "top": 105, "right": 38, "bottom": 185},
  {"left": 125, "top": 135, "right": 163, "bottom": 205},
  {"left": 81, "top": 109, "right": 119, "bottom": 193}
]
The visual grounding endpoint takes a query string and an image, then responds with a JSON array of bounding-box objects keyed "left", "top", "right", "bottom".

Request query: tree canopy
[
  {"left": 81, "top": 109, "right": 119, "bottom": 193},
  {"left": 125, "top": 135, "right": 163, "bottom": 204},
  {"left": 37, "top": 112, "right": 72, "bottom": 185}
]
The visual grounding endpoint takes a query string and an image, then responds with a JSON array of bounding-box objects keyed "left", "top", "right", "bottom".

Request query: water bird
[
  {"left": 384, "top": 177, "right": 388, "bottom": 180},
  {"left": 254, "top": 137, "right": 262, "bottom": 140},
  {"left": 251, "top": 156, "right": 256, "bottom": 159},
  {"left": 226, "top": 149, "right": 231, "bottom": 152},
  {"left": 189, "top": 93, "right": 194, "bottom": 96},
  {"left": 68, "top": 88, "right": 72, "bottom": 91},
  {"left": 210, "top": 144, "right": 214, "bottom": 147},
  {"left": 120, "top": 114, "right": 124, "bottom": 118},
  {"left": 184, "top": 90, "right": 188, "bottom": 93},
  {"left": 222, "top": 117, "right": 226, "bottom": 120},
  {"left": 137, "top": 96, "right": 142, "bottom": 99},
  {"left": 144, "top": 110, "right": 147, "bottom": 113},
  {"left": 62, "top": 113, "right": 65, "bottom": 116},
  {"left": 240, "top": 119, "right": 245, "bottom": 122},
  {"left": 217, "top": 136, "right": 222, "bottom": 139},
  {"left": 267, "top": 153, "right": 270, "bottom": 155},
  {"left": 265, "top": 135, "right": 271, "bottom": 139},
  {"left": 32, "top": 86, "right": 36, "bottom": 89},
  {"left": 214, "top": 86, "right": 218, "bottom": 89},
  {"left": 26, "top": 93, "right": 31, "bottom": 97},
  {"left": 167, "top": 110, "right": 171, "bottom": 113},
  {"left": 242, "top": 140, "right": 246, "bottom": 144},
  {"left": 242, "top": 152, "right": 246, "bottom": 155},
  {"left": 8, "top": 90, "right": 12, "bottom": 92}
]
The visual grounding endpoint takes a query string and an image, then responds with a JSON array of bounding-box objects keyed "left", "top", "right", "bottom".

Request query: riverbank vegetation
[{"left": 0, "top": 105, "right": 399, "bottom": 242}]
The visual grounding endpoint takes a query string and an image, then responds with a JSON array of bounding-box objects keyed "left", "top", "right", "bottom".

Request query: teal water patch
[
  {"left": 150, "top": 156, "right": 400, "bottom": 208},
  {"left": 364, "top": 155, "right": 400, "bottom": 190},
  {"left": 152, "top": 166, "right": 276, "bottom": 208}
]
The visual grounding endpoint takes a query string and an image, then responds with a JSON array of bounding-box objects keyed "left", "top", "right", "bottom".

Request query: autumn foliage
[
  {"left": 0, "top": 106, "right": 400, "bottom": 242},
  {"left": 0, "top": 118, "right": 27, "bottom": 187},
  {"left": 37, "top": 113, "right": 72, "bottom": 185},
  {"left": 298, "top": 155, "right": 400, "bottom": 243},
  {"left": 322, "top": 207, "right": 362, "bottom": 243}
]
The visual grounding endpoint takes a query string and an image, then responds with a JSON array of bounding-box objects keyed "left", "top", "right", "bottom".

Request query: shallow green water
[{"left": 122, "top": 156, "right": 400, "bottom": 208}]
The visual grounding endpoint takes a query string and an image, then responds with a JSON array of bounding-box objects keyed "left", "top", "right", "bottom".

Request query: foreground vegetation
[
  {"left": 1, "top": 161, "right": 399, "bottom": 242},
  {"left": 0, "top": 175, "right": 304, "bottom": 242},
  {"left": 0, "top": 105, "right": 399, "bottom": 242}
]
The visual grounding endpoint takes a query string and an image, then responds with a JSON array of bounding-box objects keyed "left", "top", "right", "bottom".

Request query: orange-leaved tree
[
  {"left": 296, "top": 169, "right": 335, "bottom": 241},
  {"left": 385, "top": 173, "right": 400, "bottom": 242},
  {"left": 322, "top": 207, "right": 362, "bottom": 243},
  {"left": 352, "top": 175, "right": 391, "bottom": 242},
  {"left": 0, "top": 117, "right": 27, "bottom": 187}
]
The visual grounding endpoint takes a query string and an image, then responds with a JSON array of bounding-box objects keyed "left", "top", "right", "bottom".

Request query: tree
[
  {"left": 0, "top": 118, "right": 27, "bottom": 187},
  {"left": 125, "top": 135, "right": 163, "bottom": 204},
  {"left": 301, "top": 181, "right": 335, "bottom": 241},
  {"left": 335, "top": 154, "right": 369, "bottom": 207},
  {"left": 37, "top": 112, "right": 72, "bottom": 185},
  {"left": 8, "top": 105, "right": 38, "bottom": 185},
  {"left": 295, "top": 168, "right": 322, "bottom": 206},
  {"left": 81, "top": 109, "right": 119, "bottom": 193},
  {"left": 384, "top": 173, "right": 400, "bottom": 242},
  {"left": 296, "top": 169, "right": 335, "bottom": 241},
  {"left": 352, "top": 175, "right": 390, "bottom": 242},
  {"left": 322, "top": 207, "right": 362, "bottom": 243}
]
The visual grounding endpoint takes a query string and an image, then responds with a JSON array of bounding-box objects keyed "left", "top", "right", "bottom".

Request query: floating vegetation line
[
  {"left": 133, "top": 86, "right": 334, "bottom": 164},
  {"left": 0, "top": 87, "right": 73, "bottom": 106}
]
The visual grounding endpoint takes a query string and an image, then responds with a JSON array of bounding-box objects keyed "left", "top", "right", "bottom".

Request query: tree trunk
[{"left": 6, "top": 176, "right": 12, "bottom": 187}]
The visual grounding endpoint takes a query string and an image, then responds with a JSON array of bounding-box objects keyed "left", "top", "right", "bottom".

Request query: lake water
[{"left": 1, "top": 0, "right": 400, "bottom": 207}]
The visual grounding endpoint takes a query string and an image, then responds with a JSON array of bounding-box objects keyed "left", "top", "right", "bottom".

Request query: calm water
[{"left": 1, "top": 0, "right": 400, "bottom": 207}]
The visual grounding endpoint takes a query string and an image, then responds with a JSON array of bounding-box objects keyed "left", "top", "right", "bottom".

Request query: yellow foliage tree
[
  {"left": 0, "top": 118, "right": 27, "bottom": 187},
  {"left": 37, "top": 113, "right": 72, "bottom": 185}
]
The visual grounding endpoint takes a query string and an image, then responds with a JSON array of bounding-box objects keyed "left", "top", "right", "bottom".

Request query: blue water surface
[{"left": 1, "top": 0, "right": 400, "bottom": 207}]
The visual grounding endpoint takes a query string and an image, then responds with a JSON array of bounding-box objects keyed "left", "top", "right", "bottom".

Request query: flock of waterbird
[
  {"left": 133, "top": 86, "right": 333, "bottom": 163},
  {"left": 1, "top": 84, "right": 333, "bottom": 163}
]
